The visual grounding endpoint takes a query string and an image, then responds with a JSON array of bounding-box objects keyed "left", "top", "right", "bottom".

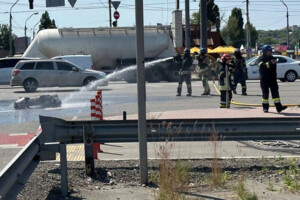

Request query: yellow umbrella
[
  {"left": 209, "top": 46, "right": 236, "bottom": 54},
  {"left": 190, "top": 47, "right": 213, "bottom": 54},
  {"left": 190, "top": 47, "right": 200, "bottom": 54}
]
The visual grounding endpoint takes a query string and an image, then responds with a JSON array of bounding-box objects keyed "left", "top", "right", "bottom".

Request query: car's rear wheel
[
  {"left": 83, "top": 77, "right": 97, "bottom": 86},
  {"left": 23, "top": 78, "right": 38, "bottom": 92},
  {"left": 285, "top": 70, "right": 298, "bottom": 82}
]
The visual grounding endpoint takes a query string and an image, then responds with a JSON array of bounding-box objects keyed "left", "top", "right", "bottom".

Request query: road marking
[
  {"left": 0, "top": 144, "right": 19, "bottom": 148},
  {"left": 56, "top": 144, "right": 85, "bottom": 161},
  {"left": 147, "top": 85, "right": 161, "bottom": 88},
  {"left": 9, "top": 133, "right": 29, "bottom": 136}
]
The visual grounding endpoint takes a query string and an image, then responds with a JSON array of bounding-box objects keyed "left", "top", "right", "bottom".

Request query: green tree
[
  {"left": 0, "top": 24, "right": 10, "bottom": 50},
  {"left": 191, "top": 0, "right": 220, "bottom": 31},
  {"left": 221, "top": 8, "right": 245, "bottom": 47},
  {"left": 39, "top": 11, "right": 57, "bottom": 30}
]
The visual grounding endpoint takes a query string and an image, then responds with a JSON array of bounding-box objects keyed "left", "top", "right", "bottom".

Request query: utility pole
[
  {"left": 25, "top": 12, "right": 38, "bottom": 49},
  {"left": 246, "top": 0, "right": 251, "bottom": 59},
  {"left": 135, "top": 0, "right": 148, "bottom": 184},
  {"left": 9, "top": 0, "right": 19, "bottom": 56},
  {"left": 108, "top": 0, "right": 112, "bottom": 27},
  {"left": 280, "top": 0, "right": 289, "bottom": 48},
  {"left": 185, "top": 0, "right": 190, "bottom": 49},
  {"left": 200, "top": 0, "right": 207, "bottom": 49}
]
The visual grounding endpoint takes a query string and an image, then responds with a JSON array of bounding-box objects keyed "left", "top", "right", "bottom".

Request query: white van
[{"left": 52, "top": 55, "right": 94, "bottom": 70}]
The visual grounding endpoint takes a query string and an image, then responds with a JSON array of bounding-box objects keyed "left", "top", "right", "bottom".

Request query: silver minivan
[{"left": 10, "top": 59, "right": 108, "bottom": 92}]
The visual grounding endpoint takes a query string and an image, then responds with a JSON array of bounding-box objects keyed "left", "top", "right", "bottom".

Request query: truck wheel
[
  {"left": 147, "top": 68, "right": 163, "bottom": 82},
  {"left": 166, "top": 69, "right": 180, "bottom": 82},
  {"left": 23, "top": 78, "right": 38, "bottom": 92}
]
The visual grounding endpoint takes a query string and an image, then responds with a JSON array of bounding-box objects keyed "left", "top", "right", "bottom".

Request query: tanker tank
[{"left": 23, "top": 27, "right": 180, "bottom": 82}]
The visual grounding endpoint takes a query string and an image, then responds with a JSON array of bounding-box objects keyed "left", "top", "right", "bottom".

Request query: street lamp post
[
  {"left": 25, "top": 12, "right": 38, "bottom": 49},
  {"left": 32, "top": 21, "right": 39, "bottom": 39},
  {"left": 280, "top": 0, "right": 289, "bottom": 48},
  {"left": 9, "top": 0, "right": 20, "bottom": 56}
]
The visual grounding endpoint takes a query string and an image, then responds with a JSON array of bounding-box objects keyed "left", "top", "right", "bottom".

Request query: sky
[{"left": 0, "top": 0, "right": 299, "bottom": 38}]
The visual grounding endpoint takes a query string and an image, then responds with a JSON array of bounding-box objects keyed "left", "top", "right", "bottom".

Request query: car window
[
  {"left": 276, "top": 57, "right": 287, "bottom": 63},
  {"left": 249, "top": 59, "right": 258, "bottom": 66},
  {"left": 0, "top": 60, "right": 7, "bottom": 69},
  {"left": 35, "top": 62, "right": 54, "bottom": 70},
  {"left": 20, "top": 62, "right": 35, "bottom": 70},
  {"left": 56, "top": 62, "right": 76, "bottom": 71},
  {"left": 0, "top": 59, "right": 20, "bottom": 69},
  {"left": 8, "top": 59, "right": 21, "bottom": 67}
]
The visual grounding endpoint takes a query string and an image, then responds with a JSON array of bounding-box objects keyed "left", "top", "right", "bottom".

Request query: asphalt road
[
  {"left": 0, "top": 79, "right": 300, "bottom": 133},
  {"left": 1, "top": 79, "right": 300, "bottom": 170}
]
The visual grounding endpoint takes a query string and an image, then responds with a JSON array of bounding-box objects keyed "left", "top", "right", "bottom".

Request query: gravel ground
[{"left": 18, "top": 158, "right": 300, "bottom": 200}]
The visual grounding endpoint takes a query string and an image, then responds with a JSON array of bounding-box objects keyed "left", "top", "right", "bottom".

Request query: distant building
[{"left": 14, "top": 37, "right": 30, "bottom": 54}]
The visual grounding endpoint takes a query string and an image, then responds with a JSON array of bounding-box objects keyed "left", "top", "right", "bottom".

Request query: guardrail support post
[
  {"left": 83, "top": 125, "right": 95, "bottom": 176},
  {"left": 60, "top": 142, "right": 68, "bottom": 197}
]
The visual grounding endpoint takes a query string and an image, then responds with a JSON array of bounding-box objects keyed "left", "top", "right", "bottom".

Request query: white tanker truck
[{"left": 23, "top": 27, "right": 181, "bottom": 82}]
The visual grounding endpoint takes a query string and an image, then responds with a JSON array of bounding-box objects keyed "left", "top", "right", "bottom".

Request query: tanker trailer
[{"left": 23, "top": 27, "right": 181, "bottom": 82}]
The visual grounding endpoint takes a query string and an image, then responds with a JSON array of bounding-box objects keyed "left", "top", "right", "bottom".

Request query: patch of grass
[
  {"left": 234, "top": 178, "right": 258, "bottom": 200},
  {"left": 266, "top": 180, "right": 276, "bottom": 192},
  {"left": 152, "top": 122, "right": 191, "bottom": 200},
  {"left": 283, "top": 159, "right": 300, "bottom": 191},
  {"left": 209, "top": 125, "right": 225, "bottom": 187}
]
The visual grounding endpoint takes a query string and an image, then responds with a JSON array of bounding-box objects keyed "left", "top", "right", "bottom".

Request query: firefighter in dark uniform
[
  {"left": 231, "top": 48, "right": 247, "bottom": 95},
  {"left": 219, "top": 54, "right": 235, "bottom": 108},
  {"left": 258, "top": 45, "right": 287, "bottom": 113},
  {"left": 176, "top": 48, "right": 193, "bottom": 96},
  {"left": 197, "top": 48, "right": 211, "bottom": 95}
]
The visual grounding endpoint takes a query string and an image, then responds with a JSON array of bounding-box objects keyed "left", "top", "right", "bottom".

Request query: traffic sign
[
  {"left": 114, "top": 11, "right": 120, "bottom": 20},
  {"left": 111, "top": 1, "right": 121, "bottom": 10},
  {"left": 68, "top": 0, "right": 77, "bottom": 7}
]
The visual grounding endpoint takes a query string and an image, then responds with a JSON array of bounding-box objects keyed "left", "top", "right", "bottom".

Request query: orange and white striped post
[
  {"left": 95, "top": 94, "right": 101, "bottom": 120},
  {"left": 93, "top": 90, "right": 104, "bottom": 158},
  {"left": 90, "top": 99, "right": 96, "bottom": 120}
]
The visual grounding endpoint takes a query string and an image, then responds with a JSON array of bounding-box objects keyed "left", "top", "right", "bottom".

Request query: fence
[{"left": 1, "top": 116, "right": 300, "bottom": 199}]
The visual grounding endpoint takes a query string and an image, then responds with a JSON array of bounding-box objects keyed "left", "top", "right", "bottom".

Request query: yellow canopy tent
[
  {"left": 190, "top": 47, "right": 212, "bottom": 54},
  {"left": 209, "top": 46, "right": 236, "bottom": 54}
]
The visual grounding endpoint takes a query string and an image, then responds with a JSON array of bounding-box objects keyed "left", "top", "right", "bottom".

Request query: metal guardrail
[
  {"left": 0, "top": 134, "right": 40, "bottom": 200},
  {"left": 1, "top": 115, "right": 300, "bottom": 199}
]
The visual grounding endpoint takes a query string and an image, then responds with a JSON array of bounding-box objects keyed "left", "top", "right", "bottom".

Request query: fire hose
[{"left": 212, "top": 80, "right": 300, "bottom": 107}]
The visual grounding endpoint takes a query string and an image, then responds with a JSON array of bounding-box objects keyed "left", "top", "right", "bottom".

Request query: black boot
[
  {"left": 263, "top": 103, "right": 269, "bottom": 113},
  {"left": 202, "top": 90, "right": 210, "bottom": 95},
  {"left": 276, "top": 104, "right": 288, "bottom": 113}
]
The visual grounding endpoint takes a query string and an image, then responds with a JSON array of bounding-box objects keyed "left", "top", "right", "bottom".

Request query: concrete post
[
  {"left": 135, "top": 0, "right": 148, "bottom": 184},
  {"left": 200, "top": 0, "right": 207, "bottom": 49}
]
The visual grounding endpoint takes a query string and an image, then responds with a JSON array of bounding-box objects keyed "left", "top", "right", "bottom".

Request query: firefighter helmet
[
  {"left": 262, "top": 45, "right": 272, "bottom": 53},
  {"left": 220, "top": 54, "right": 231, "bottom": 63}
]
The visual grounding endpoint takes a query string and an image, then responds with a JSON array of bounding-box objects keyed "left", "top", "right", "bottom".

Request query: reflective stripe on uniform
[
  {"left": 258, "top": 62, "right": 264, "bottom": 68},
  {"left": 262, "top": 99, "right": 269, "bottom": 104},
  {"left": 273, "top": 98, "right": 281, "bottom": 103},
  {"left": 181, "top": 71, "right": 191, "bottom": 75},
  {"left": 266, "top": 62, "right": 270, "bottom": 68},
  {"left": 242, "top": 86, "right": 246, "bottom": 88},
  {"left": 220, "top": 104, "right": 226, "bottom": 108}
]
